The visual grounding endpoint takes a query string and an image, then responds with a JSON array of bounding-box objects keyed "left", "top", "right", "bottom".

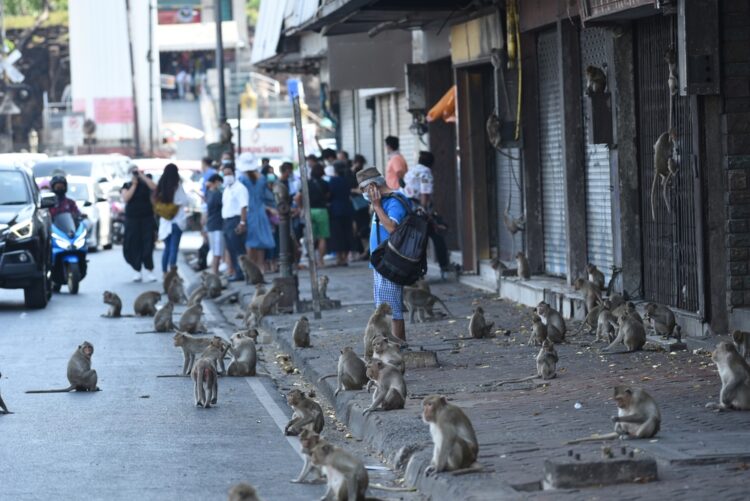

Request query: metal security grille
[
  {"left": 636, "top": 15, "right": 699, "bottom": 312},
  {"left": 580, "top": 27, "right": 615, "bottom": 281},
  {"left": 397, "top": 92, "right": 416, "bottom": 167},
  {"left": 496, "top": 148, "right": 523, "bottom": 262},
  {"left": 339, "top": 90, "right": 355, "bottom": 154},
  {"left": 537, "top": 30, "right": 567, "bottom": 276},
  {"left": 355, "top": 92, "right": 375, "bottom": 166}
]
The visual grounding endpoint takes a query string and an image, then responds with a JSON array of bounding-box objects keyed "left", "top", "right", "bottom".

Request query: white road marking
[{"left": 245, "top": 377, "right": 305, "bottom": 460}]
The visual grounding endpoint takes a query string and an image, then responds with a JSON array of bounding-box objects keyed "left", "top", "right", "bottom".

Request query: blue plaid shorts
[{"left": 373, "top": 270, "right": 404, "bottom": 320}]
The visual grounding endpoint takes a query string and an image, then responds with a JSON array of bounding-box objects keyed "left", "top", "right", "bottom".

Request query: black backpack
[{"left": 370, "top": 194, "right": 429, "bottom": 285}]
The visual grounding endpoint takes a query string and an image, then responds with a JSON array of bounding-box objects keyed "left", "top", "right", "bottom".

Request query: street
[{"left": 0, "top": 244, "right": 410, "bottom": 501}]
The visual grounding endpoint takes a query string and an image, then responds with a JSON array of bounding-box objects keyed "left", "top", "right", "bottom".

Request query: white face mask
[
  {"left": 363, "top": 192, "right": 371, "bottom": 203},
  {"left": 224, "top": 175, "right": 235, "bottom": 186}
]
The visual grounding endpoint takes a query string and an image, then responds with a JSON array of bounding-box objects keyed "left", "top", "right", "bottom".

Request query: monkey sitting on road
[
  {"left": 0, "top": 370, "right": 11, "bottom": 414},
  {"left": 228, "top": 483, "right": 263, "bottom": 501},
  {"left": 595, "top": 308, "right": 617, "bottom": 343},
  {"left": 363, "top": 360, "right": 406, "bottom": 415},
  {"left": 644, "top": 302, "right": 677, "bottom": 339},
  {"left": 603, "top": 314, "right": 646, "bottom": 353},
  {"left": 102, "top": 291, "right": 129, "bottom": 318},
  {"left": 469, "top": 306, "right": 494, "bottom": 339},
  {"left": 134, "top": 290, "right": 161, "bottom": 317},
  {"left": 310, "top": 441, "right": 369, "bottom": 501},
  {"left": 27, "top": 342, "right": 99, "bottom": 393},
  {"left": 319, "top": 347, "right": 369, "bottom": 396},
  {"left": 403, "top": 287, "right": 453, "bottom": 323},
  {"left": 191, "top": 356, "right": 218, "bottom": 408},
  {"left": 178, "top": 303, "right": 206, "bottom": 334},
  {"left": 292, "top": 316, "right": 310, "bottom": 348},
  {"left": 291, "top": 429, "right": 325, "bottom": 484},
  {"left": 527, "top": 313, "right": 547, "bottom": 346},
  {"left": 732, "top": 330, "right": 750, "bottom": 360},
  {"left": 239, "top": 255, "right": 266, "bottom": 285},
  {"left": 574, "top": 278, "right": 602, "bottom": 314},
  {"left": 705, "top": 342, "right": 750, "bottom": 411},
  {"left": 153, "top": 301, "right": 175, "bottom": 332},
  {"left": 363, "top": 303, "right": 402, "bottom": 360},
  {"left": 586, "top": 263, "right": 605, "bottom": 291},
  {"left": 227, "top": 331, "right": 257, "bottom": 377},
  {"left": 372, "top": 335, "right": 405, "bottom": 374},
  {"left": 536, "top": 302, "right": 566, "bottom": 343},
  {"left": 496, "top": 339, "right": 558, "bottom": 385},
  {"left": 422, "top": 395, "right": 480, "bottom": 474},
  {"left": 284, "top": 389, "right": 324, "bottom": 436}
]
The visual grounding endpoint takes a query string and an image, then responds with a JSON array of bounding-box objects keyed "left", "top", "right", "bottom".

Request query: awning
[
  {"left": 427, "top": 85, "right": 456, "bottom": 123},
  {"left": 251, "top": 0, "right": 287, "bottom": 64},
  {"left": 156, "top": 21, "right": 241, "bottom": 52}
]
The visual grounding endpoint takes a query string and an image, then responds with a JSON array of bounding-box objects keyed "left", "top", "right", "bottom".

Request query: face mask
[
  {"left": 224, "top": 175, "right": 235, "bottom": 186},
  {"left": 53, "top": 187, "right": 66, "bottom": 198},
  {"left": 221, "top": 159, "right": 232, "bottom": 166},
  {"left": 363, "top": 192, "right": 371, "bottom": 203},
  {"left": 266, "top": 174, "right": 277, "bottom": 183}
]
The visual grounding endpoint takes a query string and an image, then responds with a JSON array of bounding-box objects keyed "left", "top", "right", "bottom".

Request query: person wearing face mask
[
  {"left": 221, "top": 161, "right": 249, "bottom": 281},
  {"left": 48, "top": 174, "right": 82, "bottom": 220},
  {"left": 121, "top": 167, "right": 158, "bottom": 282}
]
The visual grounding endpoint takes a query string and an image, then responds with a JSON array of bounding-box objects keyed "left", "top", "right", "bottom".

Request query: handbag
[{"left": 153, "top": 200, "right": 179, "bottom": 220}]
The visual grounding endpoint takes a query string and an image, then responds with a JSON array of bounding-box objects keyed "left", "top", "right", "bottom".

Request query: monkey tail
[
  {"left": 25, "top": 385, "right": 75, "bottom": 394},
  {"left": 495, "top": 375, "right": 538, "bottom": 386},
  {"left": 317, "top": 373, "right": 337, "bottom": 383},
  {"left": 369, "top": 484, "right": 418, "bottom": 492},
  {"left": 564, "top": 432, "right": 619, "bottom": 445}
]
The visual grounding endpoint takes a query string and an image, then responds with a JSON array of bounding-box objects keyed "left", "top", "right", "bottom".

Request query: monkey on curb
[
  {"left": 469, "top": 306, "right": 494, "bottom": 339},
  {"left": 201, "top": 271, "right": 222, "bottom": 298},
  {"left": 191, "top": 356, "right": 218, "bottom": 408},
  {"left": 292, "top": 316, "right": 310, "bottom": 348},
  {"left": 585, "top": 65, "right": 607, "bottom": 96},
  {"left": 238, "top": 255, "right": 266, "bottom": 285},
  {"left": 403, "top": 287, "right": 453, "bottom": 323},
  {"left": 496, "top": 339, "right": 558, "bottom": 385},
  {"left": 318, "top": 275, "right": 330, "bottom": 300},
  {"left": 516, "top": 252, "right": 530, "bottom": 280},
  {"left": 0, "top": 370, "right": 11, "bottom": 414},
  {"left": 228, "top": 483, "right": 263, "bottom": 501},
  {"left": 644, "top": 302, "right": 677, "bottom": 339},
  {"left": 133, "top": 290, "right": 161, "bottom": 317},
  {"left": 178, "top": 303, "right": 206, "bottom": 334},
  {"left": 227, "top": 331, "right": 257, "bottom": 377},
  {"left": 310, "top": 441, "right": 368, "bottom": 501},
  {"left": 284, "top": 389, "right": 324, "bottom": 436},
  {"left": 603, "top": 314, "right": 646, "bottom": 353},
  {"left": 527, "top": 313, "right": 547, "bottom": 346},
  {"left": 319, "top": 347, "right": 369, "bottom": 396},
  {"left": 536, "top": 302, "right": 566, "bottom": 343},
  {"left": 372, "top": 335, "right": 405, "bottom": 374},
  {"left": 290, "top": 429, "right": 325, "bottom": 484},
  {"left": 26, "top": 342, "right": 100, "bottom": 393},
  {"left": 586, "top": 263, "right": 605, "bottom": 291},
  {"left": 422, "top": 395, "right": 480, "bottom": 475},
  {"left": 574, "top": 278, "right": 602, "bottom": 314},
  {"left": 363, "top": 360, "right": 406, "bottom": 415},
  {"left": 732, "top": 330, "right": 750, "bottom": 360},
  {"left": 363, "top": 303, "right": 402, "bottom": 360},
  {"left": 705, "top": 342, "right": 750, "bottom": 411}
]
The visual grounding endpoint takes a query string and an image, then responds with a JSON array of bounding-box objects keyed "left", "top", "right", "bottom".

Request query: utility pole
[
  {"left": 125, "top": 0, "right": 143, "bottom": 157},
  {"left": 214, "top": 0, "right": 226, "bottom": 124},
  {"left": 147, "top": 0, "right": 154, "bottom": 155}
]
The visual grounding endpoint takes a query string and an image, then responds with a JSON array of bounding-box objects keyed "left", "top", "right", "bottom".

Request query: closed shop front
[
  {"left": 338, "top": 90, "right": 355, "bottom": 155},
  {"left": 354, "top": 92, "right": 375, "bottom": 167}
]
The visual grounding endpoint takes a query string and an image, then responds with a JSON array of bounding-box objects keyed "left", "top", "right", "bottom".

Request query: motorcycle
[
  {"left": 50, "top": 212, "right": 88, "bottom": 294},
  {"left": 110, "top": 198, "right": 125, "bottom": 245}
]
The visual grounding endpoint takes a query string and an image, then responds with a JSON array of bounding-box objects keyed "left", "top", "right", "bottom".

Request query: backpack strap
[{"left": 374, "top": 194, "right": 411, "bottom": 245}]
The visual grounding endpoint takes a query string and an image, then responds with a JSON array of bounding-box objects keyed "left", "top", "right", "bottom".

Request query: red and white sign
[
  {"left": 94, "top": 97, "right": 134, "bottom": 125},
  {"left": 63, "top": 114, "right": 85, "bottom": 147}
]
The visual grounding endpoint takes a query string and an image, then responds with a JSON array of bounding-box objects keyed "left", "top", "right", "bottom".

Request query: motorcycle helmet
[{"left": 50, "top": 174, "right": 68, "bottom": 196}]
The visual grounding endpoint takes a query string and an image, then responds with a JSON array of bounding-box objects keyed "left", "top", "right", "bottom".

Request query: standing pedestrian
[
  {"left": 350, "top": 154, "right": 370, "bottom": 259},
  {"left": 357, "top": 167, "right": 409, "bottom": 342},
  {"left": 384, "top": 135, "right": 408, "bottom": 190},
  {"left": 204, "top": 173, "right": 224, "bottom": 275},
  {"left": 237, "top": 153, "right": 276, "bottom": 270},
  {"left": 196, "top": 156, "right": 217, "bottom": 271},
  {"left": 327, "top": 161, "right": 354, "bottom": 266},
  {"left": 221, "top": 162, "right": 249, "bottom": 281},
  {"left": 322, "top": 148, "right": 337, "bottom": 178},
  {"left": 296, "top": 162, "right": 330, "bottom": 268},
  {"left": 155, "top": 163, "right": 190, "bottom": 275},
  {"left": 121, "top": 166, "right": 158, "bottom": 282},
  {"left": 403, "top": 150, "right": 451, "bottom": 272}
]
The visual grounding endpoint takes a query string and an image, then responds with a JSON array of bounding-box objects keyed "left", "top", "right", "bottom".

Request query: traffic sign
[
  {"left": 63, "top": 114, "right": 86, "bottom": 147},
  {"left": 1, "top": 50, "right": 25, "bottom": 83},
  {"left": 0, "top": 94, "right": 20, "bottom": 115}
]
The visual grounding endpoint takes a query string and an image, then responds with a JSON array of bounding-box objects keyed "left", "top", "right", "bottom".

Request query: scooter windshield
[{"left": 53, "top": 212, "right": 77, "bottom": 237}]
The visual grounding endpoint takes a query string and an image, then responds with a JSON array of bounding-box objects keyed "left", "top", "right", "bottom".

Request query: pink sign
[{"left": 94, "top": 97, "right": 134, "bottom": 124}]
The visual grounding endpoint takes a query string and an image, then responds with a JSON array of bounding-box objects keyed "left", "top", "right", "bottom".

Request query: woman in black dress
[{"left": 121, "top": 166, "right": 158, "bottom": 282}]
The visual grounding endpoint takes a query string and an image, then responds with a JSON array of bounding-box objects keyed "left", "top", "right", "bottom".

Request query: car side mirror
[
  {"left": 98, "top": 177, "right": 108, "bottom": 183},
  {"left": 83, "top": 200, "right": 93, "bottom": 207},
  {"left": 40, "top": 193, "right": 56, "bottom": 209},
  {"left": 97, "top": 197, "right": 107, "bottom": 203}
]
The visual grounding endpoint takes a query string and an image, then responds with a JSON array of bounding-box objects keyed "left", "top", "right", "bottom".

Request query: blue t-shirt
[
  {"left": 201, "top": 167, "right": 217, "bottom": 195},
  {"left": 369, "top": 195, "right": 409, "bottom": 255}
]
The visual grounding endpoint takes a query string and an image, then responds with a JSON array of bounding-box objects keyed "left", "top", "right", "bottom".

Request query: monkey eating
[
  {"left": 238, "top": 254, "right": 266, "bottom": 285},
  {"left": 0, "top": 370, "right": 11, "bottom": 414},
  {"left": 585, "top": 65, "right": 607, "bottom": 96},
  {"left": 227, "top": 331, "right": 257, "bottom": 377},
  {"left": 516, "top": 252, "right": 530, "bottom": 280},
  {"left": 422, "top": 395, "right": 480, "bottom": 474},
  {"left": 310, "top": 441, "right": 369, "bottom": 501},
  {"left": 651, "top": 128, "right": 678, "bottom": 219},
  {"left": 101, "top": 291, "right": 128, "bottom": 318},
  {"left": 469, "top": 306, "right": 494, "bottom": 339},
  {"left": 603, "top": 314, "right": 646, "bottom": 353},
  {"left": 191, "top": 356, "right": 218, "bottom": 408},
  {"left": 284, "top": 389, "right": 324, "bottom": 436},
  {"left": 705, "top": 342, "right": 750, "bottom": 411},
  {"left": 403, "top": 287, "right": 453, "bottom": 324},
  {"left": 732, "top": 330, "right": 750, "bottom": 360},
  {"left": 644, "top": 302, "right": 677, "bottom": 340},
  {"left": 133, "top": 290, "right": 161, "bottom": 317},
  {"left": 292, "top": 316, "right": 311, "bottom": 348},
  {"left": 536, "top": 302, "right": 566, "bottom": 343},
  {"left": 363, "top": 360, "right": 406, "bottom": 415},
  {"left": 595, "top": 307, "right": 617, "bottom": 343},
  {"left": 26, "top": 341, "right": 100, "bottom": 393}
]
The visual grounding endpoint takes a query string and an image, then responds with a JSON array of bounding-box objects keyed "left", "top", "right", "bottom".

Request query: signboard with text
[{"left": 62, "top": 113, "right": 85, "bottom": 147}]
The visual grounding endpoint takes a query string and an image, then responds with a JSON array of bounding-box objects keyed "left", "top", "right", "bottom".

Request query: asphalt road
[{"left": 0, "top": 247, "right": 323, "bottom": 500}]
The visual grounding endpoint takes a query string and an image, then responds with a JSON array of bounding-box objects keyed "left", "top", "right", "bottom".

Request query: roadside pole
[{"left": 289, "top": 82, "right": 321, "bottom": 319}]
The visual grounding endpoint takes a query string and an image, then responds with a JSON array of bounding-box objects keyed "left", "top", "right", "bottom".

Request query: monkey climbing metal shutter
[
  {"left": 580, "top": 28, "right": 614, "bottom": 281},
  {"left": 497, "top": 148, "right": 523, "bottom": 262},
  {"left": 537, "top": 30, "right": 567, "bottom": 276},
  {"left": 636, "top": 15, "right": 699, "bottom": 312}
]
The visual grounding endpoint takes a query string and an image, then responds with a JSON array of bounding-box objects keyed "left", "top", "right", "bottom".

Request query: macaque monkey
[
  {"left": 228, "top": 483, "right": 262, "bottom": 501},
  {"left": 644, "top": 302, "right": 677, "bottom": 339},
  {"left": 173, "top": 332, "right": 215, "bottom": 375},
  {"left": 603, "top": 314, "right": 646, "bottom": 352},
  {"left": 363, "top": 303, "right": 401, "bottom": 360},
  {"left": 403, "top": 287, "right": 453, "bottom": 323},
  {"left": 469, "top": 306, "right": 494, "bottom": 339},
  {"left": 609, "top": 293, "right": 626, "bottom": 311},
  {"left": 250, "top": 285, "right": 283, "bottom": 322},
  {"left": 595, "top": 308, "right": 617, "bottom": 343},
  {"left": 490, "top": 257, "right": 508, "bottom": 282},
  {"left": 585, "top": 65, "right": 607, "bottom": 95},
  {"left": 329, "top": 347, "right": 368, "bottom": 396},
  {"left": 582, "top": 299, "right": 609, "bottom": 334},
  {"left": 503, "top": 209, "right": 525, "bottom": 235},
  {"left": 372, "top": 335, "right": 405, "bottom": 374},
  {"left": 0, "top": 370, "right": 11, "bottom": 414},
  {"left": 613, "top": 302, "right": 643, "bottom": 325},
  {"left": 291, "top": 429, "right": 325, "bottom": 484},
  {"left": 536, "top": 302, "right": 566, "bottom": 343},
  {"left": 167, "top": 277, "right": 187, "bottom": 305},
  {"left": 163, "top": 267, "right": 178, "bottom": 294},
  {"left": 318, "top": 275, "right": 330, "bottom": 300},
  {"left": 244, "top": 285, "right": 267, "bottom": 327},
  {"left": 201, "top": 271, "right": 222, "bottom": 298},
  {"left": 651, "top": 128, "right": 678, "bottom": 219},
  {"left": 153, "top": 301, "right": 175, "bottom": 332},
  {"left": 284, "top": 389, "right": 324, "bottom": 436},
  {"left": 134, "top": 290, "right": 161, "bottom": 317},
  {"left": 310, "top": 442, "right": 369, "bottom": 501},
  {"left": 527, "top": 313, "right": 547, "bottom": 346},
  {"left": 292, "top": 316, "right": 311, "bottom": 348},
  {"left": 102, "top": 291, "right": 126, "bottom": 317},
  {"left": 705, "top": 342, "right": 750, "bottom": 411},
  {"left": 421, "top": 395, "right": 479, "bottom": 474},
  {"left": 574, "top": 278, "right": 602, "bottom": 314},
  {"left": 496, "top": 339, "right": 558, "bottom": 385},
  {"left": 732, "top": 330, "right": 750, "bottom": 359},
  {"left": 26, "top": 341, "right": 99, "bottom": 393},
  {"left": 665, "top": 46, "right": 678, "bottom": 96},
  {"left": 363, "top": 360, "right": 406, "bottom": 415},
  {"left": 178, "top": 303, "right": 206, "bottom": 334},
  {"left": 201, "top": 336, "right": 230, "bottom": 370},
  {"left": 567, "top": 386, "right": 661, "bottom": 444},
  {"left": 516, "top": 252, "right": 530, "bottom": 280},
  {"left": 239, "top": 254, "right": 266, "bottom": 285},
  {"left": 187, "top": 286, "right": 207, "bottom": 307},
  {"left": 586, "top": 263, "right": 605, "bottom": 291},
  {"left": 227, "top": 331, "right": 257, "bottom": 377},
  {"left": 191, "top": 357, "right": 218, "bottom": 408}
]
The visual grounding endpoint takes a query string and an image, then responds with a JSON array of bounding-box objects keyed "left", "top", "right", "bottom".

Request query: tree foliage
[
  {"left": 246, "top": 0, "right": 259, "bottom": 27},
  {"left": 4, "top": 0, "right": 66, "bottom": 16}
]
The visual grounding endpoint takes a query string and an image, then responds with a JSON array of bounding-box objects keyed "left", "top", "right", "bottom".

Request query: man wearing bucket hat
[{"left": 357, "top": 167, "right": 409, "bottom": 343}]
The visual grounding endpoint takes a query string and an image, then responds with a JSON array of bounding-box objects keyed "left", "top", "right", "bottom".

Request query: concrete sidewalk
[{"left": 215, "top": 262, "right": 750, "bottom": 500}]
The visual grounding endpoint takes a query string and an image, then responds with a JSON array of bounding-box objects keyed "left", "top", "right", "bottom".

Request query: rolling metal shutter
[
  {"left": 397, "top": 92, "right": 416, "bottom": 168},
  {"left": 580, "top": 28, "right": 614, "bottom": 280},
  {"left": 537, "top": 30, "right": 567, "bottom": 276},
  {"left": 339, "top": 90, "right": 355, "bottom": 155},
  {"left": 497, "top": 148, "right": 523, "bottom": 262},
  {"left": 636, "top": 15, "right": 699, "bottom": 312},
  {"left": 355, "top": 91, "right": 375, "bottom": 167}
]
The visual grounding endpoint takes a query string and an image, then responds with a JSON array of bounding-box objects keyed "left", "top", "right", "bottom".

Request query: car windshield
[
  {"left": 0, "top": 171, "right": 30, "bottom": 205},
  {"left": 33, "top": 160, "right": 93, "bottom": 178},
  {"left": 67, "top": 182, "right": 91, "bottom": 202}
]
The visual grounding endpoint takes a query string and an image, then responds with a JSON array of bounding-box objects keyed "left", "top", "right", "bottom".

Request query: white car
[{"left": 65, "top": 176, "right": 114, "bottom": 251}]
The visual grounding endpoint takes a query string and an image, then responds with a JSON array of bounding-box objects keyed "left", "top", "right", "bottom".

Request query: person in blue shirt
[{"left": 356, "top": 166, "right": 408, "bottom": 343}]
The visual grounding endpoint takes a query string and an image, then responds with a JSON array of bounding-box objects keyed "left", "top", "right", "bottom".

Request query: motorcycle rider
[{"left": 48, "top": 174, "right": 82, "bottom": 221}]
